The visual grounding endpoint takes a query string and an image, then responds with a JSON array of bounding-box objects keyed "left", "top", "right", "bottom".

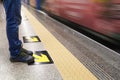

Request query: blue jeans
[{"left": 3, "top": 0, "right": 22, "bottom": 58}]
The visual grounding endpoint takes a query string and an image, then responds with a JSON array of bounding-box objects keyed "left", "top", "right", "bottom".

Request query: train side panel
[
  {"left": 22, "top": 0, "right": 120, "bottom": 42},
  {"left": 42, "top": 0, "right": 120, "bottom": 41}
]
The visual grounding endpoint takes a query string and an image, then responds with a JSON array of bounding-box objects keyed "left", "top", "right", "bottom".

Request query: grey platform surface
[{"left": 0, "top": 4, "right": 62, "bottom": 80}]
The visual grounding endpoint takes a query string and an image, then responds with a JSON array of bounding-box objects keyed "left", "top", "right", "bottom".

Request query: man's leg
[
  {"left": 3, "top": 0, "right": 22, "bottom": 58},
  {"left": 3, "top": 0, "right": 34, "bottom": 63}
]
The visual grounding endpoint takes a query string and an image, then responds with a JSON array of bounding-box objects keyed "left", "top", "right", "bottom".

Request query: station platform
[{"left": 0, "top": 3, "right": 120, "bottom": 80}]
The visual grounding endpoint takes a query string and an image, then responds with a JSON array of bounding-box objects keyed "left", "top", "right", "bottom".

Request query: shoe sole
[{"left": 10, "top": 58, "right": 34, "bottom": 63}]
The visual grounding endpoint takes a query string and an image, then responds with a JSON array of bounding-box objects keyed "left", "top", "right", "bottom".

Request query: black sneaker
[
  {"left": 21, "top": 48, "right": 33, "bottom": 55},
  {"left": 10, "top": 51, "right": 34, "bottom": 63}
]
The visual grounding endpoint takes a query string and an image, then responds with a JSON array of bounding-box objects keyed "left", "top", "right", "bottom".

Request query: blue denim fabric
[{"left": 3, "top": 0, "right": 22, "bottom": 58}]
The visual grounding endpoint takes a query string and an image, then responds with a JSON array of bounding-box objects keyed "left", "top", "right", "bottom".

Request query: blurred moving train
[{"left": 23, "top": 0, "right": 120, "bottom": 46}]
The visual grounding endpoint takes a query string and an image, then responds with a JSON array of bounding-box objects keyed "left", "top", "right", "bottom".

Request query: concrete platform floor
[{"left": 0, "top": 4, "right": 62, "bottom": 80}]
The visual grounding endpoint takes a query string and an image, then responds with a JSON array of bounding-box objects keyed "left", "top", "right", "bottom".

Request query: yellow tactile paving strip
[{"left": 22, "top": 6, "right": 98, "bottom": 80}]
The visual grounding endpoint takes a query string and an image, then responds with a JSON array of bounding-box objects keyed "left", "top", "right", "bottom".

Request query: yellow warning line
[{"left": 22, "top": 6, "right": 98, "bottom": 80}]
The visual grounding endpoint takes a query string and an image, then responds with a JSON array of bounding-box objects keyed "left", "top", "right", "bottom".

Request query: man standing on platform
[{"left": 3, "top": 0, "right": 34, "bottom": 63}]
